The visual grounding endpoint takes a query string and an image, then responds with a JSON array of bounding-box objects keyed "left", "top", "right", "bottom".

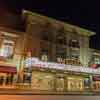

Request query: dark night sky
[{"left": 1, "top": 0, "right": 100, "bottom": 49}]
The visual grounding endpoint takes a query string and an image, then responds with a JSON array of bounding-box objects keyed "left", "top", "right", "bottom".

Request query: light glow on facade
[{"left": 25, "top": 57, "right": 100, "bottom": 74}]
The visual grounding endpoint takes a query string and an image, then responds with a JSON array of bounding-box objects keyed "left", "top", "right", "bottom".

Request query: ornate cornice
[{"left": 22, "top": 10, "right": 96, "bottom": 37}]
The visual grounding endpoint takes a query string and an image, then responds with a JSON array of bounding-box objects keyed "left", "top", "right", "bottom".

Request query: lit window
[
  {"left": 94, "top": 58, "right": 100, "bottom": 64},
  {"left": 69, "top": 39, "right": 80, "bottom": 48},
  {"left": 0, "top": 40, "right": 14, "bottom": 58},
  {"left": 41, "top": 54, "right": 48, "bottom": 61}
]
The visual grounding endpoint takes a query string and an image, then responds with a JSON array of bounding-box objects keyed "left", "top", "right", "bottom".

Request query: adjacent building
[{"left": 0, "top": 11, "right": 26, "bottom": 88}]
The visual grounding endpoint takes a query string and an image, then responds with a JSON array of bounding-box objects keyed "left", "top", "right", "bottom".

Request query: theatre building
[
  {"left": 0, "top": 8, "right": 99, "bottom": 93},
  {"left": 21, "top": 10, "right": 100, "bottom": 93},
  {"left": 22, "top": 10, "right": 95, "bottom": 67}
]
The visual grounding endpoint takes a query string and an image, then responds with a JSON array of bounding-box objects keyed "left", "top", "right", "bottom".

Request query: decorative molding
[{"left": 22, "top": 10, "right": 96, "bottom": 37}]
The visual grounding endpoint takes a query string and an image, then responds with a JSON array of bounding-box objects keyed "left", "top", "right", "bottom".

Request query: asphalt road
[
  {"left": 1, "top": 95, "right": 100, "bottom": 100},
  {"left": 0, "top": 88, "right": 100, "bottom": 100}
]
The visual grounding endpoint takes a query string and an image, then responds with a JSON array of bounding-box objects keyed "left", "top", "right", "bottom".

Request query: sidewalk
[{"left": 0, "top": 88, "right": 98, "bottom": 95}]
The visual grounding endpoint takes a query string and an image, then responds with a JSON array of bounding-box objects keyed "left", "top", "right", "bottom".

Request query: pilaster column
[
  {"left": 79, "top": 36, "right": 90, "bottom": 67},
  {"left": 66, "top": 33, "right": 71, "bottom": 59}
]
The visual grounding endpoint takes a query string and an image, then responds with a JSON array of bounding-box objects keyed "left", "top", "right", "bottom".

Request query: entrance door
[
  {"left": 67, "top": 77, "right": 84, "bottom": 92},
  {"left": 0, "top": 73, "right": 15, "bottom": 87},
  {"left": 0, "top": 73, "right": 7, "bottom": 87},
  {"left": 56, "top": 77, "right": 65, "bottom": 92},
  {"left": 0, "top": 76, "right": 4, "bottom": 85}
]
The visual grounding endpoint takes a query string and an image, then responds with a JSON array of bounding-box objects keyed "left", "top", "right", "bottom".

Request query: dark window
[
  {"left": 56, "top": 46, "right": 66, "bottom": 63},
  {"left": 0, "top": 76, "right": 4, "bottom": 85},
  {"left": 5, "top": 75, "right": 9, "bottom": 85},
  {"left": 42, "top": 33, "right": 49, "bottom": 41},
  {"left": 42, "top": 32, "right": 52, "bottom": 42},
  {"left": 6, "top": 74, "right": 14, "bottom": 85},
  {"left": 23, "top": 73, "right": 31, "bottom": 84},
  {"left": 40, "top": 42, "right": 49, "bottom": 61},
  {"left": 56, "top": 34, "right": 66, "bottom": 45}
]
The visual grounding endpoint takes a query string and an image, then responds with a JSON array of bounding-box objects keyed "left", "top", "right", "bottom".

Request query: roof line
[{"left": 22, "top": 10, "right": 96, "bottom": 37}]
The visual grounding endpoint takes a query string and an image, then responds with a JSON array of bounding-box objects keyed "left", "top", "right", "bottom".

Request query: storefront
[
  {"left": 24, "top": 57, "right": 100, "bottom": 93},
  {"left": 31, "top": 71, "right": 55, "bottom": 91},
  {"left": 66, "top": 75, "right": 84, "bottom": 92},
  {"left": 92, "top": 76, "right": 100, "bottom": 92},
  {"left": 0, "top": 65, "right": 17, "bottom": 87}
]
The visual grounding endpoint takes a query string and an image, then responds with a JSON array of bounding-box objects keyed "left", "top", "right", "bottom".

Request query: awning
[
  {"left": 0, "top": 65, "right": 17, "bottom": 74},
  {"left": 93, "top": 76, "right": 100, "bottom": 81},
  {"left": 90, "top": 64, "right": 100, "bottom": 69}
]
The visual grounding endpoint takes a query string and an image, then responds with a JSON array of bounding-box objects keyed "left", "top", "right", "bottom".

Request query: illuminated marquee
[{"left": 25, "top": 57, "right": 100, "bottom": 74}]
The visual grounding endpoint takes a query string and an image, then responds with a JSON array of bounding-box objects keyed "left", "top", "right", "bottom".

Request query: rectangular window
[
  {"left": 0, "top": 39, "right": 15, "bottom": 59},
  {"left": 94, "top": 58, "right": 100, "bottom": 64}
]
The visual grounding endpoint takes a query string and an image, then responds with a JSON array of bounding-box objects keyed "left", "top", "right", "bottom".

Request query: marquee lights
[{"left": 25, "top": 57, "right": 100, "bottom": 74}]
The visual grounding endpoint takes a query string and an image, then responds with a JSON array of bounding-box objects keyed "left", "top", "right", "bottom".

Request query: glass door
[{"left": 56, "top": 77, "right": 65, "bottom": 92}]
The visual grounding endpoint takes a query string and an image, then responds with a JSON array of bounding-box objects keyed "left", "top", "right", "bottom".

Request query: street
[
  {"left": 0, "top": 88, "right": 100, "bottom": 100},
  {"left": 0, "top": 95, "right": 100, "bottom": 100}
]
